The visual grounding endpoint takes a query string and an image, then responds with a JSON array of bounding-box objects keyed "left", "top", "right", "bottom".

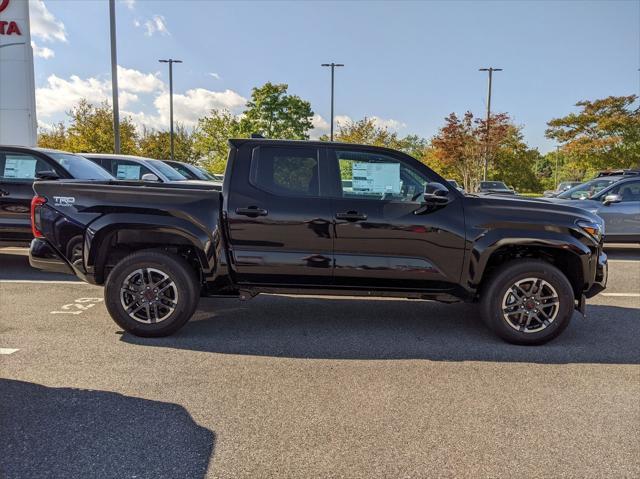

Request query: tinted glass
[
  {"left": 558, "top": 178, "right": 617, "bottom": 199},
  {"left": 481, "top": 181, "right": 508, "bottom": 190},
  {"left": 252, "top": 147, "right": 319, "bottom": 197},
  {"left": 166, "top": 162, "right": 199, "bottom": 180},
  {"left": 50, "top": 153, "right": 113, "bottom": 180},
  {"left": 605, "top": 180, "right": 640, "bottom": 202},
  {"left": 149, "top": 160, "right": 187, "bottom": 181},
  {"left": 334, "top": 150, "right": 428, "bottom": 202},
  {"left": 0, "top": 152, "right": 50, "bottom": 181}
]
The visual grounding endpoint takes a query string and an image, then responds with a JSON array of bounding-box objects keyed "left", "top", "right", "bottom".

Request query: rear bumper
[{"left": 29, "top": 238, "right": 74, "bottom": 275}]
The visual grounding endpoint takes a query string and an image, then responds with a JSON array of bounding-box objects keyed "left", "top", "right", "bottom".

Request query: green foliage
[
  {"left": 240, "top": 82, "right": 314, "bottom": 139},
  {"left": 37, "top": 122, "right": 67, "bottom": 150},
  {"left": 546, "top": 95, "right": 640, "bottom": 170},
  {"left": 490, "top": 126, "right": 542, "bottom": 192},
  {"left": 64, "top": 100, "right": 139, "bottom": 155},
  {"left": 138, "top": 125, "right": 194, "bottom": 162},
  {"left": 192, "top": 109, "right": 243, "bottom": 174},
  {"left": 325, "top": 117, "right": 406, "bottom": 150}
]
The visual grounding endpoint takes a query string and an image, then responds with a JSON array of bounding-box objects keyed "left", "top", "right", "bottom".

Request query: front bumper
[
  {"left": 29, "top": 238, "right": 74, "bottom": 276},
  {"left": 585, "top": 250, "right": 608, "bottom": 298}
]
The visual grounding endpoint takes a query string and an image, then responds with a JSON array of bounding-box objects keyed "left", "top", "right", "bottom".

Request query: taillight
[{"left": 31, "top": 196, "right": 47, "bottom": 238}]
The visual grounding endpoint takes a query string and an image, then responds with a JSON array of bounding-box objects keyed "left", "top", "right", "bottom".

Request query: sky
[{"left": 28, "top": 0, "right": 640, "bottom": 153}]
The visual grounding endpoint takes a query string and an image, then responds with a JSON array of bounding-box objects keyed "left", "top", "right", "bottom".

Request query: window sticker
[
  {"left": 3, "top": 158, "right": 37, "bottom": 179},
  {"left": 116, "top": 164, "right": 141, "bottom": 180},
  {"left": 352, "top": 162, "right": 401, "bottom": 194}
]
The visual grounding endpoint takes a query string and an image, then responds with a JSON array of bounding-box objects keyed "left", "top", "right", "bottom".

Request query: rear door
[
  {"left": 225, "top": 144, "right": 334, "bottom": 285},
  {"left": 0, "top": 150, "right": 56, "bottom": 243},
  {"left": 327, "top": 146, "right": 466, "bottom": 290}
]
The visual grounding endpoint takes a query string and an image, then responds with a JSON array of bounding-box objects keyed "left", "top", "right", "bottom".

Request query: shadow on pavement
[
  {"left": 0, "top": 379, "right": 215, "bottom": 479},
  {"left": 122, "top": 296, "right": 640, "bottom": 365},
  {"left": 0, "top": 249, "right": 78, "bottom": 282}
]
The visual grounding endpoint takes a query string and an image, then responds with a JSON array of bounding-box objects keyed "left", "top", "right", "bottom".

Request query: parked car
[
  {"left": 83, "top": 154, "right": 188, "bottom": 182},
  {"left": 0, "top": 146, "right": 113, "bottom": 246},
  {"left": 30, "top": 139, "right": 607, "bottom": 345},
  {"left": 446, "top": 179, "right": 465, "bottom": 192},
  {"left": 546, "top": 177, "right": 640, "bottom": 243},
  {"left": 477, "top": 181, "right": 516, "bottom": 195},
  {"left": 595, "top": 169, "right": 640, "bottom": 178},
  {"left": 553, "top": 175, "right": 630, "bottom": 200},
  {"left": 543, "top": 181, "right": 581, "bottom": 198},
  {"left": 162, "top": 160, "right": 222, "bottom": 183}
]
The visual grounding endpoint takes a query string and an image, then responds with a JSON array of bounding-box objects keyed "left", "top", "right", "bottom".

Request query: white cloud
[
  {"left": 154, "top": 88, "right": 246, "bottom": 127},
  {"left": 309, "top": 114, "right": 330, "bottom": 139},
  {"left": 29, "top": 0, "right": 68, "bottom": 43},
  {"left": 118, "top": 66, "right": 165, "bottom": 93},
  {"left": 141, "top": 15, "right": 169, "bottom": 36},
  {"left": 209, "top": 73, "right": 221, "bottom": 80},
  {"left": 121, "top": 0, "right": 135, "bottom": 10},
  {"left": 370, "top": 116, "right": 407, "bottom": 131},
  {"left": 31, "top": 41, "right": 55, "bottom": 59}
]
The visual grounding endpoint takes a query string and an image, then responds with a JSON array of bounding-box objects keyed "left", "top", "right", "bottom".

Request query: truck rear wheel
[
  {"left": 104, "top": 250, "right": 200, "bottom": 337},
  {"left": 480, "top": 260, "right": 575, "bottom": 345}
]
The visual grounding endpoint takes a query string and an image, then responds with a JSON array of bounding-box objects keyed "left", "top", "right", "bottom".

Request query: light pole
[
  {"left": 555, "top": 145, "right": 561, "bottom": 188},
  {"left": 479, "top": 67, "right": 502, "bottom": 180},
  {"left": 109, "top": 0, "right": 120, "bottom": 153},
  {"left": 321, "top": 63, "right": 344, "bottom": 141},
  {"left": 159, "top": 59, "right": 182, "bottom": 161}
]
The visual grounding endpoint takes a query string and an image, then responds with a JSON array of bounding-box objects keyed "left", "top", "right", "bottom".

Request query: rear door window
[{"left": 250, "top": 146, "right": 320, "bottom": 197}]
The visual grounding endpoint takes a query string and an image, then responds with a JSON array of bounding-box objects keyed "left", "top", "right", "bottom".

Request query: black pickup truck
[{"left": 29, "top": 139, "right": 608, "bottom": 344}]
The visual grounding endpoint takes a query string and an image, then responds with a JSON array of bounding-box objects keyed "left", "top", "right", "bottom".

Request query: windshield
[
  {"left": 481, "top": 181, "right": 509, "bottom": 190},
  {"left": 195, "top": 166, "right": 218, "bottom": 181},
  {"left": 50, "top": 153, "right": 113, "bottom": 180},
  {"left": 557, "top": 178, "right": 617, "bottom": 199},
  {"left": 148, "top": 160, "right": 187, "bottom": 181},
  {"left": 447, "top": 179, "right": 459, "bottom": 188}
]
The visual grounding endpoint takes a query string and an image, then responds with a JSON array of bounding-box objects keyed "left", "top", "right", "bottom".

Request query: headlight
[{"left": 577, "top": 220, "right": 604, "bottom": 242}]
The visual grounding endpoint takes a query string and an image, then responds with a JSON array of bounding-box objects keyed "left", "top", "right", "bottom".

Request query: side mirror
[
  {"left": 603, "top": 194, "right": 622, "bottom": 205},
  {"left": 141, "top": 173, "right": 160, "bottom": 182},
  {"left": 423, "top": 182, "right": 450, "bottom": 204},
  {"left": 35, "top": 170, "right": 60, "bottom": 180}
]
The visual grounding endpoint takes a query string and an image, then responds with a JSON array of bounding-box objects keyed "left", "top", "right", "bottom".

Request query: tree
[
  {"left": 490, "top": 126, "right": 541, "bottom": 192},
  {"left": 192, "top": 109, "right": 243, "bottom": 173},
  {"left": 546, "top": 95, "right": 640, "bottom": 171},
  {"left": 240, "top": 82, "right": 314, "bottom": 139},
  {"left": 324, "top": 117, "right": 406, "bottom": 149},
  {"left": 38, "top": 122, "right": 67, "bottom": 150},
  {"left": 138, "top": 125, "right": 194, "bottom": 162},
  {"left": 62, "top": 100, "right": 139, "bottom": 154}
]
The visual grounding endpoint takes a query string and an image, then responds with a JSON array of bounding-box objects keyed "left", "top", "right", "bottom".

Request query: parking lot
[{"left": 1, "top": 245, "right": 638, "bottom": 478}]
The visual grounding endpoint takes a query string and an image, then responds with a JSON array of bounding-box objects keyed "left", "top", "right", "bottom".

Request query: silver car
[{"left": 548, "top": 177, "right": 640, "bottom": 243}]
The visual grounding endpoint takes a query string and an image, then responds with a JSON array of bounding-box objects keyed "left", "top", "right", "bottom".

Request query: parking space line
[
  {"left": 601, "top": 293, "right": 640, "bottom": 297},
  {"left": 0, "top": 280, "right": 85, "bottom": 284},
  {"left": 0, "top": 348, "right": 19, "bottom": 355},
  {"left": 607, "top": 260, "right": 639, "bottom": 263}
]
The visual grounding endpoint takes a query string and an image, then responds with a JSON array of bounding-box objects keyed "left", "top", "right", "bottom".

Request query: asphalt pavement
[{"left": 1, "top": 246, "right": 638, "bottom": 478}]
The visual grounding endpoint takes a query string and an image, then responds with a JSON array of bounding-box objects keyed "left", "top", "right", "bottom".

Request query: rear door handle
[
  {"left": 0, "top": 189, "right": 9, "bottom": 197},
  {"left": 235, "top": 206, "right": 268, "bottom": 217},
  {"left": 335, "top": 211, "right": 367, "bottom": 221}
]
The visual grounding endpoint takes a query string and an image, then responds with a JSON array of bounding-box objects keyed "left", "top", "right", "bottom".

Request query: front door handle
[
  {"left": 0, "top": 189, "right": 9, "bottom": 197},
  {"left": 335, "top": 211, "right": 367, "bottom": 221},
  {"left": 235, "top": 206, "right": 268, "bottom": 217}
]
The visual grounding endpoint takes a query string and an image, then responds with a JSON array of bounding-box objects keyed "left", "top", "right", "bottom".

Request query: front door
[
  {"left": 0, "top": 151, "right": 53, "bottom": 243},
  {"left": 327, "top": 147, "right": 466, "bottom": 290},
  {"left": 226, "top": 144, "right": 334, "bottom": 285},
  {"left": 597, "top": 179, "right": 640, "bottom": 241}
]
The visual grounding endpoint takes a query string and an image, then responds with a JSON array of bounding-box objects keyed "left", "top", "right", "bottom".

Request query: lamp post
[
  {"left": 479, "top": 67, "right": 502, "bottom": 180},
  {"left": 321, "top": 63, "right": 344, "bottom": 141},
  {"left": 159, "top": 59, "right": 182, "bottom": 161},
  {"left": 109, "top": 0, "right": 120, "bottom": 153}
]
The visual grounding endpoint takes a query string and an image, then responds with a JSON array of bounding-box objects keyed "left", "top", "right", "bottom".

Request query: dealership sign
[{"left": 0, "top": 0, "right": 23, "bottom": 36}]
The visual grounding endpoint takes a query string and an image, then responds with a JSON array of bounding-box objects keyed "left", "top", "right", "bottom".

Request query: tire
[
  {"left": 480, "top": 260, "right": 575, "bottom": 345},
  {"left": 104, "top": 250, "right": 200, "bottom": 337}
]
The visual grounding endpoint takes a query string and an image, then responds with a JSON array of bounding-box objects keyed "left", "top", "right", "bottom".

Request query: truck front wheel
[
  {"left": 480, "top": 260, "right": 575, "bottom": 345},
  {"left": 104, "top": 250, "right": 200, "bottom": 337}
]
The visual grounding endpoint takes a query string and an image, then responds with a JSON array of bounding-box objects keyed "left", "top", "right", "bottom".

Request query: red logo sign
[{"left": 0, "top": 0, "right": 9, "bottom": 14}]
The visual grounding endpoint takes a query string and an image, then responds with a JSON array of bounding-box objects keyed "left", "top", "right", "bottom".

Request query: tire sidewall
[
  {"left": 104, "top": 252, "right": 198, "bottom": 337},
  {"left": 482, "top": 261, "right": 575, "bottom": 345}
]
